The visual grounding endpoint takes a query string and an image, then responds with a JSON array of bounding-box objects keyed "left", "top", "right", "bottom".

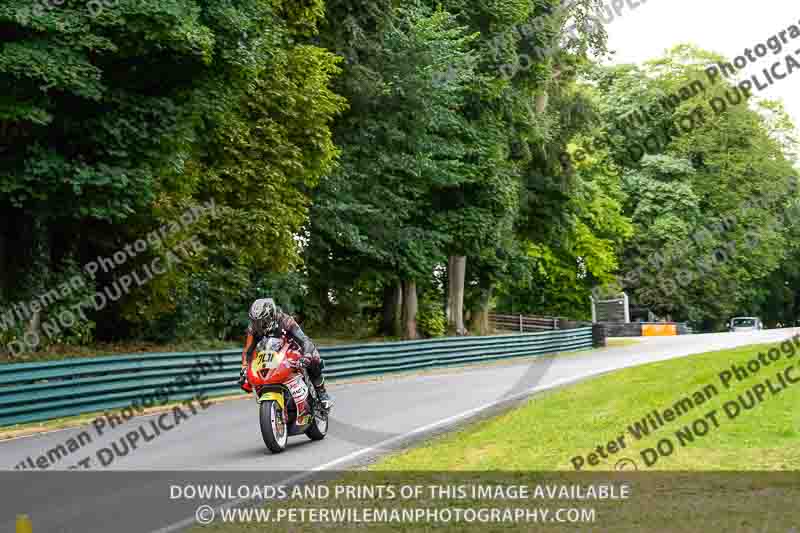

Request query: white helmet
[{"left": 248, "top": 298, "right": 278, "bottom": 335}]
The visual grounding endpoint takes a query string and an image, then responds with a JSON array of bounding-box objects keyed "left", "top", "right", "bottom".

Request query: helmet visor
[{"left": 250, "top": 317, "right": 276, "bottom": 336}]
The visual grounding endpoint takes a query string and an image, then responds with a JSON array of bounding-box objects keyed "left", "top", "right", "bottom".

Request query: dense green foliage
[
  {"left": 1, "top": 1, "right": 798, "bottom": 357},
  {"left": 589, "top": 47, "right": 799, "bottom": 328},
  {"left": 0, "top": 0, "right": 344, "bottom": 349}
]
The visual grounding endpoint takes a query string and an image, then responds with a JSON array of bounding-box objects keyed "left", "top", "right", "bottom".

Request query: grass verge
[
  {"left": 606, "top": 338, "right": 642, "bottom": 347},
  {"left": 0, "top": 334, "right": 407, "bottom": 365},
  {"left": 0, "top": 339, "right": 241, "bottom": 364},
  {"left": 375, "top": 341, "right": 800, "bottom": 471}
]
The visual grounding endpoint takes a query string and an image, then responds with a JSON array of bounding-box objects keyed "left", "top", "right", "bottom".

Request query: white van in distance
[{"left": 728, "top": 317, "right": 763, "bottom": 332}]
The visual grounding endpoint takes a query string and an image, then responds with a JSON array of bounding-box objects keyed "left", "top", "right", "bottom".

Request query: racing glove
[
  {"left": 287, "top": 356, "right": 311, "bottom": 370},
  {"left": 238, "top": 367, "right": 247, "bottom": 386}
]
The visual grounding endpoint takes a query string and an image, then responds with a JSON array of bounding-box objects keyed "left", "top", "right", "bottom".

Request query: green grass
[
  {"left": 0, "top": 338, "right": 241, "bottom": 364},
  {"left": 375, "top": 341, "right": 800, "bottom": 471},
  {"left": 606, "top": 338, "right": 642, "bottom": 347},
  {"left": 0, "top": 333, "right": 395, "bottom": 364}
]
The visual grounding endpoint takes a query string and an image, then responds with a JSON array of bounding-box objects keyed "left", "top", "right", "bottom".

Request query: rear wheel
[
  {"left": 259, "top": 400, "right": 288, "bottom": 453},
  {"left": 306, "top": 408, "right": 328, "bottom": 441}
]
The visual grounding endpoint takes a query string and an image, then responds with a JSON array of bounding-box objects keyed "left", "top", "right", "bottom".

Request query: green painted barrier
[{"left": 0, "top": 328, "right": 593, "bottom": 427}]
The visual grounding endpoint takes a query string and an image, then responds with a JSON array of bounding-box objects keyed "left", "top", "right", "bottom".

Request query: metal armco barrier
[{"left": 0, "top": 328, "right": 594, "bottom": 427}]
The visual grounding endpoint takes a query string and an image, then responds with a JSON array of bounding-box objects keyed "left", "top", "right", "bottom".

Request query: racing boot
[{"left": 313, "top": 377, "right": 333, "bottom": 410}]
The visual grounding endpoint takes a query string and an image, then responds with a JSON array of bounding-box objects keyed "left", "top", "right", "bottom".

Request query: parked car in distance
[{"left": 728, "top": 316, "right": 763, "bottom": 332}]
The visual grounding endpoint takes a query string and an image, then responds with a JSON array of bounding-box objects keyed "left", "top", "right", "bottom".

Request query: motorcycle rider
[{"left": 238, "top": 298, "right": 333, "bottom": 409}]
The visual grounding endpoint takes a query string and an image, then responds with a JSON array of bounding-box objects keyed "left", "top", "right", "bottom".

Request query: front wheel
[
  {"left": 306, "top": 408, "right": 328, "bottom": 441},
  {"left": 259, "top": 400, "right": 288, "bottom": 453}
]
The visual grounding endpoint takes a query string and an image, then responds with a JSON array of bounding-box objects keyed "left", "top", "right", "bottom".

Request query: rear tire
[
  {"left": 306, "top": 409, "right": 328, "bottom": 441},
  {"left": 259, "top": 400, "right": 288, "bottom": 453}
]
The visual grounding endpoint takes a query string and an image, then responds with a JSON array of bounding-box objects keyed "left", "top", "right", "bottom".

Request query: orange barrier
[{"left": 642, "top": 324, "right": 677, "bottom": 336}]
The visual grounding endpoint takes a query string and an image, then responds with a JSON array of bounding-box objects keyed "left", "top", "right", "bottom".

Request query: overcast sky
[{"left": 603, "top": 0, "right": 799, "bottom": 146}]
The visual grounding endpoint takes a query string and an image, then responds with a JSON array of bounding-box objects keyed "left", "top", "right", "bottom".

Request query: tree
[
  {"left": 309, "top": 4, "right": 479, "bottom": 338},
  {"left": 427, "top": 0, "right": 610, "bottom": 332},
  {"left": 589, "top": 46, "right": 798, "bottom": 327},
  {"left": 0, "top": 0, "right": 345, "bottom": 349}
]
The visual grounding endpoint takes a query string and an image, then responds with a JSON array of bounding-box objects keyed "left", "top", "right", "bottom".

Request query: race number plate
[
  {"left": 254, "top": 349, "right": 284, "bottom": 370},
  {"left": 287, "top": 375, "right": 309, "bottom": 405}
]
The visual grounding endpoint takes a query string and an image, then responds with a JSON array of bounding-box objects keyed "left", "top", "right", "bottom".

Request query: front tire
[{"left": 259, "top": 400, "right": 288, "bottom": 453}]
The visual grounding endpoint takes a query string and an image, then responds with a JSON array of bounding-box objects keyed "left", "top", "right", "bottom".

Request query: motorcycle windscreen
[{"left": 251, "top": 337, "right": 286, "bottom": 378}]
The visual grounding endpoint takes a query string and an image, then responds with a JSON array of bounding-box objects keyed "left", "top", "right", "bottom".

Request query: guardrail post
[
  {"left": 623, "top": 292, "right": 630, "bottom": 323},
  {"left": 592, "top": 323, "right": 606, "bottom": 348},
  {"left": 519, "top": 314, "right": 523, "bottom": 333}
]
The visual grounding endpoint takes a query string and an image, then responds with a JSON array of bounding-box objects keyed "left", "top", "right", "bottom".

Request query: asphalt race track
[{"left": 1, "top": 328, "right": 797, "bottom": 532}]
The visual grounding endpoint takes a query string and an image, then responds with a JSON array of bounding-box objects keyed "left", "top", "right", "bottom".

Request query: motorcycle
[{"left": 245, "top": 335, "right": 329, "bottom": 453}]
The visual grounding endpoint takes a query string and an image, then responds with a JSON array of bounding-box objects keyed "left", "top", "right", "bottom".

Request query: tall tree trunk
[
  {"left": 381, "top": 281, "right": 402, "bottom": 336},
  {"left": 469, "top": 283, "right": 492, "bottom": 336},
  {"left": 447, "top": 255, "right": 466, "bottom": 335},
  {"left": 445, "top": 258, "right": 452, "bottom": 325},
  {"left": 533, "top": 68, "right": 559, "bottom": 115},
  {"left": 534, "top": 92, "right": 548, "bottom": 114},
  {"left": 445, "top": 257, "right": 452, "bottom": 324},
  {"left": 315, "top": 283, "right": 330, "bottom": 324},
  {"left": 401, "top": 279, "right": 418, "bottom": 340},
  {"left": 25, "top": 310, "right": 41, "bottom": 351}
]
